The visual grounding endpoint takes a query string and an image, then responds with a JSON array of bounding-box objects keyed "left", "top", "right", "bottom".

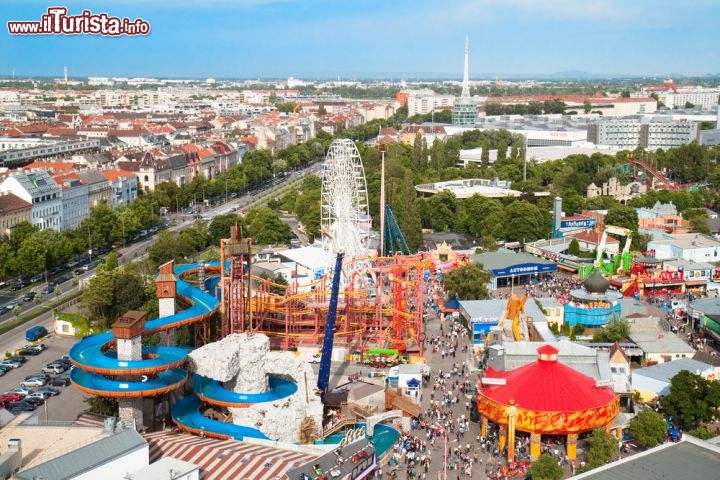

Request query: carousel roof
[{"left": 481, "top": 345, "right": 616, "bottom": 413}]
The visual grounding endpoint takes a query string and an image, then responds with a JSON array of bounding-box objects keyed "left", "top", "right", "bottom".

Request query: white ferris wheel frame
[{"left": 320, "top": 138, "right": 370, "bottom": 261}]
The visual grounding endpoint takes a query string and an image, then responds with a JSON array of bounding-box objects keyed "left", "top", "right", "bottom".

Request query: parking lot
[{"left": 0, "top": 334, "right": 87, "bottom": 422}]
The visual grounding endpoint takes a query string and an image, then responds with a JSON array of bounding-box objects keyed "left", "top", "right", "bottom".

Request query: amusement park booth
[
  {"left": 688, "top": 296, "right": 720, "bottom": 340},
  {"left": 477, "top": 344, "right": 620, "bottom": 462},
  {"left": 471, "top": 251, "right": 556, "bottom": 289},
  {"left": 459, "top": 298, "right": 548, "bottom": 344},
  {"left": 564, "top": 270, "right": 622, "bottom": 327}
]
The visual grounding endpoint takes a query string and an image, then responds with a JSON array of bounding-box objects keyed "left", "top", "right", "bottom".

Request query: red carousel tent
[{"left": 477, "top": 344, "right": 620, "bottom": 460}]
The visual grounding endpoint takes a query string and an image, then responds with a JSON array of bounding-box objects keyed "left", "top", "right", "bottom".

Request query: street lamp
[
  {"left": 87, "top": 225, "right": 92, "bottom": 261},
  {"left": 202, "top": 186, "right": 206, "bottom": 210},
  {"left": 225, "top": 179, "right": 228, "bottom": 204},
  {"left": 433, "top": 423, "right": 448, "bottom": 480}
]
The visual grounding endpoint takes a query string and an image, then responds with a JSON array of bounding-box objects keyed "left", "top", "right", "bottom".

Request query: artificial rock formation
[{"left": 188, "top": 333, "right": 323, "bottom": 443}]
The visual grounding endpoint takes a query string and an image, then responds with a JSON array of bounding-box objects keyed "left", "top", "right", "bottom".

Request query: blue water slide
[{"left": 193, "top": 375, "right": 297, "bottom": 407}]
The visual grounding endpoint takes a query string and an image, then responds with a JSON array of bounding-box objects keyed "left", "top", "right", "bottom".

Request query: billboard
[{"left": 560, "top": 218, "right": 596, "bottom": 229}]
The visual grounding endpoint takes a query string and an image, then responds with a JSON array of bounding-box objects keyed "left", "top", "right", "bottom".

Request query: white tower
[
  {"left": 64, "top": 66, "right": 67, "bottom": 83},
  {"left": 461, "top": 35, "right": 470, "bottom": 98},
  {"left": 452, "top": 36, "right": 478, "bottom": 126}
]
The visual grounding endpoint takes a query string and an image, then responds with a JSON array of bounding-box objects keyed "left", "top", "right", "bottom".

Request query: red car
[{"left": 0, "top": 393, "right": 23, "bottom": 402}]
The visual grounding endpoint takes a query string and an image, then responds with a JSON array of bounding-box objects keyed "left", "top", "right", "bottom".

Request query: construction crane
[
  {"left": 383, "top": 204, "right": 411, "bottom": 256},
  {"left": 316, "top": 251, "right": 344, "bottom": 394}
]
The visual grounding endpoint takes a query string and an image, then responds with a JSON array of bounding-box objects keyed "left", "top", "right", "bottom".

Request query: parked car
[
  {"left": 9, "top": 355, "right": 27, "bottom": 364},
  {"left": 41, "top": 285, "right": 54, "bottom": 295},
  {"left": 34, "top": 387, "right": 60, "bottom": 397},
  {"left": 0, "top": 360, "right": 22, "bottom": 369},
  {"left": 7, "top": 401, "right": 36, "bottom": 412},
  {"left": 23, "top": 291, "right": 36, "bottom": 302},
  {"left": 25, "top": 373, "right": 50, "bottom": 382},
  {"left": 18, "top": 348, "right": 39, "bottom": 356},
  {"left": 49, "top": 376, "right": 70, "bottom": 387},
  {"left": 5, "top": 387, "right": 30, "bottom": 397},
  {"left": 42, "top": 364, "right": 66, "bottom": 375},
  {"left": 0, "top": 393, "right": 23, "bottom": 402},
  {"left": 20, "top": 377, "right": 46, "bottom": 387},
  {"left": 5, "top": 301, "right": 18, "bottom": 311},
  {"left": 24, "top": 393, "right": 46, "bottom": 404}
]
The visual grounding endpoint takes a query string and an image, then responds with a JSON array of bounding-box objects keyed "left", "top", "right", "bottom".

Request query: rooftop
[
  {"left": 15, "top": 428, "right": 147, "bottom": 480},
  {"left": 572, "top": 436, "right": 720, "bottom": 480},
  {"left": 470, "top": 251, "right": 555, "bottom": 272},
  {"left": 632, "top": 357, "right": 714, "bottom": 382},
  {"left": 628, "top": 331, "right": 696, "bottom": 354}
]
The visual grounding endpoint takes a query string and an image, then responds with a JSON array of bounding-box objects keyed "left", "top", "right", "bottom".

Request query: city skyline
[{"left": 1, "top": 0, "right": 719, "bottom": 80}]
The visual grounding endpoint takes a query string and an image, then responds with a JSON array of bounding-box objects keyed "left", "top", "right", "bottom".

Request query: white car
[
  {"left": 308, "top": 353, "right": 322, "bottom": 364},
  {"left": 0, "top": 360, "right": 21, "bottom": 369},
  {"left": 20, "top": 377, "right": 46, "bottom": 387},
  {"left": 5, "top": 387, "right": 30, "bottom": 397}
]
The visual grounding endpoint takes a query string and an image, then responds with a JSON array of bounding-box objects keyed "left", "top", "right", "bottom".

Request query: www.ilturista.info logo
[{"left": 7, "top": 7, "right": 150, "bottom": 36}]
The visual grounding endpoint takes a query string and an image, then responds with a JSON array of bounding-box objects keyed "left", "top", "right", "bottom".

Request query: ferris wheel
[{"left": 320, "top": 139, "right": 370, "bottom": 261}]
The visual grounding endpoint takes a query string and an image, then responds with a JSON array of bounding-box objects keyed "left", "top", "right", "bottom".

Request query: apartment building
[{"left": 0, "top": 170, "right": 62, "bottom": 230}]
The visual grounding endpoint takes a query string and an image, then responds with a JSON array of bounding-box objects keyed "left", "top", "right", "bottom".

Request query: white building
[
  {"left": 0, "top": 137, "right": 56, "bottom": 152},
  {"left": 14, "top": 428, "right": 149, "bottom": 480},
  {"left": 647, "top": 233, "right": 720, "bottom": 263},
  {"left": 0, "top": 170, "right": 62, "bottom": 230},
  {"left": 55, "top": 176, "right": 89, "bottom": 231},
  {"left": 101, "top": 170, "right": 139, "bottom": 208},
  {"left": 660, "top": 87, "right": 720, "bottom": 110},
  {"left": 587, "top": 117, "right": 699, "bottom": 150},
  {"left": 406, "top": 90, "right": 456, "bottom": 116}
]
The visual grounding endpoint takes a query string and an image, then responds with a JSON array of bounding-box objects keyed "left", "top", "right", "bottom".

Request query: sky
[{"left": 1, "top": 0, "right": 719, "bottom": 80}]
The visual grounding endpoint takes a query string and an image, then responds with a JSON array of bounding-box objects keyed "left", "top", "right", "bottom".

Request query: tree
[
  {"left": 586, "top": 428, "right": 619, "bottom": 468},
  {"left": 603, "top": 204, "right": 638, "bottom": 232},
  {"left": 568, "top": 238, "right": 580, "bottom": 256},
  {"left": 504, "top": 201, "right": 548, "bottom": 243},
  {"left": 592, "top": 316, "right": 629, "bottom": 342},
  {"left": 629, "top": 409, "right": 668, "bottom": 448},
  {"left": 660, "top": 370, "right": 720, "bottom": 429},
  {"left": 246, "top": 207, "right": 292, "bottom": 245},
  {"left": 481, "top": 141, "right": 490, "bottom": 168},
  {"left": 528, "top": 453, "right": 564, "bottom": 480},
  {"left": 442, "top": 264, "right": 491, "bottom": 300}
]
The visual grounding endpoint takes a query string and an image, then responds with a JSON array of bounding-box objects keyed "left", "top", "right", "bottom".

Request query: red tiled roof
[
  {"left": 23, "top": 161, "right": 78, "bottom": 175},
  {"left": 572, "top": 231, "right": 619, "bottom": 245},
  {"left": 0, "top": 192, "right": 31, "bottom": 213},
  {"left": 101, "top": 170, "right": 135, "bottom": 182}
]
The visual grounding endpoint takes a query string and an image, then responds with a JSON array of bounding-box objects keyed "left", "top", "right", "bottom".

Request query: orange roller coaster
[{"left": 218, "top": 226, "right": 435, "bottom": 357}]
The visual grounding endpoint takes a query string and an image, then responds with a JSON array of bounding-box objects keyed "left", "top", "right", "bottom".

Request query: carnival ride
[
  {"left": 578, "top": 225, "right": 633, "bottom": 279},
  {"left": 620, "top": 157, "right": 707, "bottom": 192},
  {"left": 69, "top": 262, "right": 294, "bottom": 440},
  {"left": 383, "top": 204, "right": 411, "bottom": 256},
  {"left": 502, "top": 293, "right": 529, "bottom": 342}
]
